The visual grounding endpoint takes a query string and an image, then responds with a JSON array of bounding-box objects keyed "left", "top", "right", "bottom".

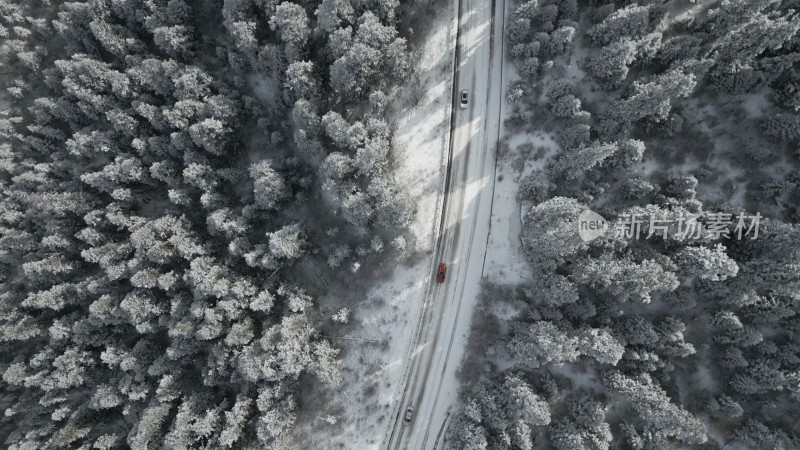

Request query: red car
[{"left": 436, "top": 263, "right": 447, "bottom": 283}]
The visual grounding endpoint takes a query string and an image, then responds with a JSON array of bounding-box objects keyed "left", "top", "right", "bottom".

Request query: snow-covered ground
[
  {"left": 481, "top": 38, "right": 571, "bottom": 285},
  {"left": 292, "top": 2, "right": 458, "bottom": 448},
  {"left": 483, "top": 128, "right": 558, "bottom": 284}
]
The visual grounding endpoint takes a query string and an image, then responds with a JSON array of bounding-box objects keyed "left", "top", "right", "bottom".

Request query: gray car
[{"left": 404, "top": 406, "right": 414, "bottom": 423}]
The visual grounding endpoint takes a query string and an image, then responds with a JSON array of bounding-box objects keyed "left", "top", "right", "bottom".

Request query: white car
[
  {"left": 404, "top": 407, "right": 414, "bottom": 423},
  {"left": 459, "top": 89, "right": 468, "bottom": 109}
]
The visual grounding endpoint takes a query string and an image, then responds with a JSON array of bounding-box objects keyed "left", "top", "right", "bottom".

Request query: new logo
[{"left": 578, "top": 209, "right": 608, "bottom": 242}]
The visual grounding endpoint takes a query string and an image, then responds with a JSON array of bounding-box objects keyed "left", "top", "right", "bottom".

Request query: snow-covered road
[{"left": 384, "top": 0, "right": 506, "bottom": 447}]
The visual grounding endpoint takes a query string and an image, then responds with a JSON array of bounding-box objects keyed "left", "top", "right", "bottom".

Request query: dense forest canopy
[{"left": 0, "top": 0, "right": 413, "bottom": 448}]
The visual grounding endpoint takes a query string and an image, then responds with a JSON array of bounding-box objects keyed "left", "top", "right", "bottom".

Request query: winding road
[{"left": 384, "top": 0, "right": 506, "bottom": 447}]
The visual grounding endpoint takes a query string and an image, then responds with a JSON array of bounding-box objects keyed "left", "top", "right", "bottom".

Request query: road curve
[{"left": 384, "top": 0, "right": 506, "bottom": 447}]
